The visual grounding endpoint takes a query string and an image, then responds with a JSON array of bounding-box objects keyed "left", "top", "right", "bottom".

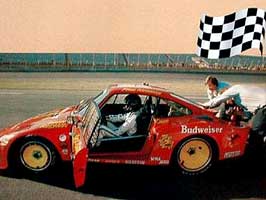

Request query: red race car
[{"left": 0, "top": 84, "right": 251, "bottom": 187}]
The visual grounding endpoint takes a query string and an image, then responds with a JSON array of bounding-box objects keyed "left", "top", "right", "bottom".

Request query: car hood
[{"left": 0, "top": 106, "right": 75, "bottom": 136}]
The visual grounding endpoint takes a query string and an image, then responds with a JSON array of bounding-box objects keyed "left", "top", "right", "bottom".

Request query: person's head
[
  {"left": 205, "top": 76, "right": 218, "bottom": 91},
  {"left": 124, "top": 94, "right": 142, "bottom": 112}
]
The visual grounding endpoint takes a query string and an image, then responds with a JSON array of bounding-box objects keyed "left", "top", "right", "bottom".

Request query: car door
[{"left": 71, "top": 101, "right": 101, "bottom": 188}]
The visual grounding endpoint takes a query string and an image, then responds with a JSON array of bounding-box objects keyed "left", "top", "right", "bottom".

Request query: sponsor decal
[
  {"left": 32, "top": 110, "right": 60, "bottom": 120},
  {"left": 72, "top": 133, "right": 81, "bottom": 154},
  {"left": 122, "top": 88, "right": 136, "bottom": 93},
  {"left": 137, "top": 89, "right": 162, "bottom": 96},
  {"left": 40, "top": 121, "right": 68, "bottom": 129},
  {"left": 151, "top": 157, "right": 169, "bottom": 165},
  {"left": 159, "top": 160, "right": 169, "bottom": 165},
  {"left": 224, "top": 150, "right": 241, "bottom": 158},
  {"left": 89, "top": 158, "right": 121, "bottom": 164},
  {"left": 159, "top": 134, "right": 174, "bottom": 149},
  {"left": 88, "top": 158, "right": 100, "bottom": 163},
  {"left": 125, "top": 160, "right": 145, "bottom": 165},
  {"left": 181, "top": 125, "right": 223, "bottom": 134},
  {"left": 155, "top": 119, "right": 169, "bottom": 124},
  {"left": 122, "top": 88, "right": 162, "bottom": 96},
  {"left": 222, "top": 133, "right": 241, "bottom": 148},
  {"left": 103, "top": 160, "right": 121, "bottom": 164},
  {"left": 151, "top": 156, "right": 161, "bottom": 161}
]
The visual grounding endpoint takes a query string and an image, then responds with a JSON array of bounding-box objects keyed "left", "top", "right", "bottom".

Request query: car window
[
  {"left": 104, "top": 93, "right": 149, "bottom": 105},
  {"left": 111, "top": 94, "right": 128, "bottom": 104},
  {"left": 100, "top": 93, "right": 157, "bottom": 116},
  {"left": 156, "top": 98, "right": 192, "bottom": 118},
  {"left": 76, "top": 89, "right": 109, "bottom": 117}
]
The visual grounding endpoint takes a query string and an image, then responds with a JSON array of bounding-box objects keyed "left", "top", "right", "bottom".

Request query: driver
[{"left": 97, "top": 94, "right": 142, "bottom": 142}]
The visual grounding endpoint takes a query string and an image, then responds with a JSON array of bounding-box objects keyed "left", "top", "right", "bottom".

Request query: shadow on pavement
[{"left": 1, "top": 153, "right": 266, "bottom": 200}]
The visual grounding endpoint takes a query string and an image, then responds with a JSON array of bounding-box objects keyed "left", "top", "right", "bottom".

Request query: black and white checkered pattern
[{"left": 196, "top": 8, "right": 266, "bottom": 59}]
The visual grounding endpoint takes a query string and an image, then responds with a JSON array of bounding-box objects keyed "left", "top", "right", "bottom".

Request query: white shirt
[
  {"left": 203, "top": 85, "right": 266, "bottom": 112},
  {"left": 108, "top": 111, "right": 140, "bottom": 136}
]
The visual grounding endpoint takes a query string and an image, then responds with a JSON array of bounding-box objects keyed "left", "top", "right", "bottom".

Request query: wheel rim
[
  {"left": 20, "top": 142, "right": 51, "bottom": 171},
  {"left": 178, "top": 138, "right": 212, "bottom": 172}
]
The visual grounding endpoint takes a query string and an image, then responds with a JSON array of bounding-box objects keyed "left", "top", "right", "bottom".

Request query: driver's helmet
[{"left": 124, "top": 94, "right": 142, "bottom": 112}]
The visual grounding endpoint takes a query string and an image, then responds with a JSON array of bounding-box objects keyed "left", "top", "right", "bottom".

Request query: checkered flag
[{"left": 196, "top": 8, "right": 266, "bottom": 59}]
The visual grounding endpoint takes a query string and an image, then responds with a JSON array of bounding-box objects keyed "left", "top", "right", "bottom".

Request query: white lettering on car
[
  {"left": 125, "top": 160, "right": 145, "bottom": 165},
  {"left": 224, "top": 151, "right": 241, "bottom": 158},
  {"left": 181, "top": 125, "right": 223, "bottom": 134}
]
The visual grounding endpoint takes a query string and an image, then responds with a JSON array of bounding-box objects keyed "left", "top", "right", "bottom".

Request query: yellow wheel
[
  {"left": 177, "top": 137, "right": 213, "bottom": 173},
  {"left": 19, "top": 140, "right": 54, "bottom": 172}
]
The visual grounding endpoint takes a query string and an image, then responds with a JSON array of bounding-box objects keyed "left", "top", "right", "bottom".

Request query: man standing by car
[
  {"left": 202, "top": 84, "right": 266, "bottom": 141},
  {"left": 205, "top": 75, "right": 231, "bottom": 100},
  {"left": 202, "top": 85, "right": 266, "bottom": 113}
]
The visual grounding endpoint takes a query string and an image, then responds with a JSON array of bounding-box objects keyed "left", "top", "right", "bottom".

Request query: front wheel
[
  {"left": 12, "top": 137, "right": 58, "bottom": 173},
  {"left": 174, "top": 137, "right": 214, "bottom": 175}
]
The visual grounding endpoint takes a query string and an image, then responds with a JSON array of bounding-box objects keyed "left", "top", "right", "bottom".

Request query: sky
[{"left": 0, "top": 0, "right": 265, "bottom": 54}]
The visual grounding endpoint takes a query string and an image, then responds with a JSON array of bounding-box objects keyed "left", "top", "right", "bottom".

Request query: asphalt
[{"left": 1, "top": 158, "right": 266, "bottom": 200}]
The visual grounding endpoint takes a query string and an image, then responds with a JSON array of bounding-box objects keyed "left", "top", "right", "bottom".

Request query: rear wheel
[
  {"left": 174, "top": 137, "right": 214, "bottom": 175},
  {"left": 12, "top": 137, "right": 58, "bottom": 173}
]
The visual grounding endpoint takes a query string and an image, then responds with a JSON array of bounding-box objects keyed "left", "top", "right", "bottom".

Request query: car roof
[
  {"left": 109, "top": 83, "right": 168, "bottom": 91},
  {"left": 108, "top": 83, "right": 170, "bottom": 96}
]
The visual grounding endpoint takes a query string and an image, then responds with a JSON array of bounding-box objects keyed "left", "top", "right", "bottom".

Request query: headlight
[{"left": 0, "top": 135, "right": 14, "bottom": 146}]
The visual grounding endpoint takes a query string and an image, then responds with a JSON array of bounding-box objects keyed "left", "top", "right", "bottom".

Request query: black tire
[
  {"left": 11, "top": 137, "right": 58, "bottom": 174},
  {"left": 172, "top": 137, "right": 215, "bottom": 175}
]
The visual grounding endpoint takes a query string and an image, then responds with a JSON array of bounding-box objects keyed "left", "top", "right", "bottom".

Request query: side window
[
  {"left": 101, "top": 93, "right": 150, "bottom": 116},
  {"left": 155, "top": 98, "right": 169, "bottom": 117},
  {"left": 105, "top": 94, "right": 148, "bottom": 105},
  {"left": 101, "top": 94, "right": 128, "bottom": 116},
  {"left": 156, "top": 98, "right": 192, "bottom": 118}
]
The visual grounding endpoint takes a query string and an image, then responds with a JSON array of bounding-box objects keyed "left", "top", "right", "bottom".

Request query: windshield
[
  {"left": 76, "top": 99, "right": 92, "bottom": 115},
  {"left": 94, "top": 89, "right": 108, "bottom": 104},
  {"left": 76, "top": 89, "right": 109, "bottom": 117}
]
